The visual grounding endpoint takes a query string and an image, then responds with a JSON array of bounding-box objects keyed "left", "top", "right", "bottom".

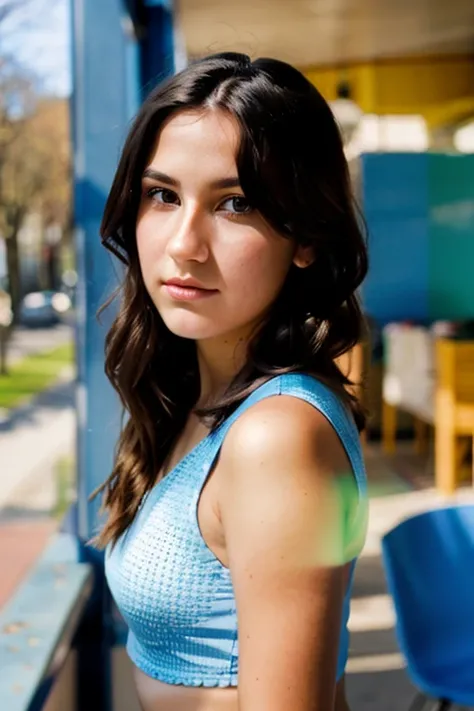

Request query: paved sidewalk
[
  {"left": 0, "top": 369, "right": 75, "bottom": 511},
  {"left": 0, "top": 369, "right": 76, "bottom": 611},
  {"left": 0, "top": 518, "right": 58, "bottom": 609}
]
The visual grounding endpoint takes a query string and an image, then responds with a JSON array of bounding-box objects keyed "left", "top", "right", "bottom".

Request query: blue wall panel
[
  {"left": 360, "top": 153, "right": 429, "bottom": 326},
  {"left": 362, "top": 216, "right": 429, "bottom": 325},
  {"left": 361, "top": 152, "right": 428, "bottom": 217},
  {"left": 428, "top": 153, "right": 474, "bottom": 320},
  {"left": 360, "top": 152, "right": 474, "bottom": 325}
]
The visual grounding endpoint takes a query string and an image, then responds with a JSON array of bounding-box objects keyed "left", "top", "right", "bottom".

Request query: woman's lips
[{"left": 163, "top": 283, "right": 218, "bottom": 301}]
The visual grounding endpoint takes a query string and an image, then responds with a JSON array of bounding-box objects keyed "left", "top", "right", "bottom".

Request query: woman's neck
[{"left": 195, "top": 333, "right": 249, "bottom": 407}]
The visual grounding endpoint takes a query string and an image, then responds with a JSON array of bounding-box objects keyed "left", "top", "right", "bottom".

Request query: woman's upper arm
[{"left": 219, "top": 396, "right": 357, "bottom": 711}]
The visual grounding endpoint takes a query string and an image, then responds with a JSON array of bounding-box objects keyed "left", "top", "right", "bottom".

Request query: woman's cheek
[{"left": 137, "top": 225, "right": 165, "bottom": 276}]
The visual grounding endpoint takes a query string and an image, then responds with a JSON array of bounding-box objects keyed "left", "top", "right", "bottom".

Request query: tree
[
  {"left": 0, "top": 0, "right": 69, "bottom": 374},
  {"left": 0, "top": 55, "right": 38, "bottom": 318},
  {"left": 0, "top": 0, "right": 68, "bottom": 319},
  {"left": 0, "top": 287, "right": 12, "bottom": 374},
  {"left": 30, "top": 96, "right": 72, "bottom": 289},
  {"left": 0, "top": 82, "right": 72, "bottom": 312}
]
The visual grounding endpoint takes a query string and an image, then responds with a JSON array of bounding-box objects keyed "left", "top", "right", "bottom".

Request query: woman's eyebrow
[
  {"left": 210, "top": 177, "right": 241, "bottom": 189},
  {"left": 142, "top": 168, "right": 178, "bottom": 186},
  {"left": 142, "top": 169, "right": 241, "bottom": 191}
]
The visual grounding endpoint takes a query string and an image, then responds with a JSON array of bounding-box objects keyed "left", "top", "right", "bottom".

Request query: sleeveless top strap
[
  {"left": 208, "top": 373, "right": 364, "bottom": 485},
  {"left": 203, "top": 373, "right": 368, "bottom": 559}
]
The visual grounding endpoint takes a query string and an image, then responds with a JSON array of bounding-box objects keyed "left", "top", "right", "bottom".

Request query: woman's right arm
[{"left": 219, "top": 396, "right": 355, "bottom": 711}]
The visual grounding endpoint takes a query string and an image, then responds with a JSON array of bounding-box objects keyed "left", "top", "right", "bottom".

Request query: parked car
[{"left": 19, "top": 290, "right": 72, "bottom": 328}]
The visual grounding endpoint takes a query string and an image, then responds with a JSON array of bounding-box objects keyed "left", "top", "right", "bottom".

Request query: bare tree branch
[
  {"left": 0, "top": 0, "right": 33, "bottom": 29},
  {"left": 0, "top": 0, "right": 62, "bottom": 42}
]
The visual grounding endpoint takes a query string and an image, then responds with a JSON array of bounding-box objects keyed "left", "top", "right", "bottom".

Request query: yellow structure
[
  {"left": 178, "top": 0, "right": 474, "bottom": 136},
  {"left": 435, "top": 339, "right": 474, "bottom": 494},
  {"left": 382, "top": 338, "right": 474, "bottom": 495},
  {"left": 305, "top": 54, "right": 474, "bottom": 131}
]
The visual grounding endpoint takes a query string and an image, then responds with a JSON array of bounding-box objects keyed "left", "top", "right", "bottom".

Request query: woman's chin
[{"left": 161, "top": 313, "right": 222, "bottom": 342}]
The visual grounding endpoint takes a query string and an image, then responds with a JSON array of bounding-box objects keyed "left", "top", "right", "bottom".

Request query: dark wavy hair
[{"left": 94, "top": 52, "right": 368, "bottom": 548}]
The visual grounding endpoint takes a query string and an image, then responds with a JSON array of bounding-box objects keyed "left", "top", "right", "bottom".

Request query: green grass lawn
[{"left": 0, "top": 342, "right": 74, "bottom": 411}]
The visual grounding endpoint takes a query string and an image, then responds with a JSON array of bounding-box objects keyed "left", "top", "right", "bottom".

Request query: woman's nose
[{"left": 166, "top": 206, "right": 209, "bottom": 264}]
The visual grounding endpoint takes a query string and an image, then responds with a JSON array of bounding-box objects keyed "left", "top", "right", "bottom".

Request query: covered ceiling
[{"left": 177, "top": 0, "right": 474, "bottom": 68}]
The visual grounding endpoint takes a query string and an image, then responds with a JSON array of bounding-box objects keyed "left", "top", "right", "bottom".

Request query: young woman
[{"left": 97, "top": 52, "right": 368, "bottom": 711}]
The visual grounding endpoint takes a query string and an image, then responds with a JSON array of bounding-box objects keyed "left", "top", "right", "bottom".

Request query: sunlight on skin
[
  {"left": 244, "top": 470, "right": 367, "bottom": 572},
  {"left": 301, "top": 472, "right": 367, "bottom": 569}
]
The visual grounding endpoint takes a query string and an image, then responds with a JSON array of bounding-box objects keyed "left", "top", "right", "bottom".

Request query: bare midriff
[{"left": 134, "top": 667, "right": 350, "bottom": 711}]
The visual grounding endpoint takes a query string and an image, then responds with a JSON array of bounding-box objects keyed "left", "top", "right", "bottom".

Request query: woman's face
[{"left": 136, "top": 109, "right": 307, "bottom": 344}]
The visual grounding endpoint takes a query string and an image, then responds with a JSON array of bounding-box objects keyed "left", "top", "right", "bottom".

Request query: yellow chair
[
  {"left": 435, "top": 338, "right": 474, "bottom": 494},
  {"left": 382, "top": 334, "right": 474, "bottom": 494},
  {"left": 336, "top": 342, "right": 367, "bottom": 444}
]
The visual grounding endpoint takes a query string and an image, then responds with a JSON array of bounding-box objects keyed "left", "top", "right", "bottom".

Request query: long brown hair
[{"left": 94, "top": 52, "right": 368, "bottom": 549}]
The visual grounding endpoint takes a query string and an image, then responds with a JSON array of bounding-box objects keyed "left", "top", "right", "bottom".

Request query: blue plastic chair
[{"left": 381, "top": 504, "right": 474, "bottom": 711}]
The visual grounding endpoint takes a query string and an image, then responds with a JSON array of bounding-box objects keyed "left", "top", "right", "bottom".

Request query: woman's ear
[{"left": 293, "top": 245, "right": 315, "bottom": 269}]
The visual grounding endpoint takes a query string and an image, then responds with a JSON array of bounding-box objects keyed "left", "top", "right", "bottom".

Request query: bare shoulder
[
  {"left": 221, "top": 393, "right": 351, "bottom": 480},
  {"left": 217, "top": 393, "right": 358, "bottom": 568}
]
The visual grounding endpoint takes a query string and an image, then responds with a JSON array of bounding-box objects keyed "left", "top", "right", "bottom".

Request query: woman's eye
[
  {"left": 146, "top": 187, "right": 179, "bottom": 205},
  {"left": 220, "top": 196, "right": 252, "bottom": 214}
]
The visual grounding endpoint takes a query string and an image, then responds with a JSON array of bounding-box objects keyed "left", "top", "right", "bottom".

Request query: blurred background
[{"left": 0, "top": 1, "right": 474, "bottom": 710}]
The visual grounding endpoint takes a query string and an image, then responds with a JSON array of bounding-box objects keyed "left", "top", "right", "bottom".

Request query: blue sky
[{"left": 1, "top": 0, "right": 71, "bottom": 96}]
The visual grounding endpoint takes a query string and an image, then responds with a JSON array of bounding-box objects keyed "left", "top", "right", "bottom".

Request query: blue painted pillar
[
  {"left": 72, "top": 1, "right": 176, "bottom": 545},
  {"left": 72, "top": 0, "right": 142, "bottom": 544},
  {"left": 140, "top": 0, "right": 175, "bottom": 95},
  {"left": 71, "top": 0, "right": 175, "bottom": 705},
  {"left": 71, "top": 3, "right": 142, "bottom": 708}
]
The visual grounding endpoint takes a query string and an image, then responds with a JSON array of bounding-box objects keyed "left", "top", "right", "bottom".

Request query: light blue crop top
[{"left": 105, "top": 373, "right": 368, "bottom": 688}]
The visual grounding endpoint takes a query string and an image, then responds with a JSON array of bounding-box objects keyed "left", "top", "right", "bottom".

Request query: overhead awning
[{"left": 177, "top": 0, "right": 474, "bottom": 68}]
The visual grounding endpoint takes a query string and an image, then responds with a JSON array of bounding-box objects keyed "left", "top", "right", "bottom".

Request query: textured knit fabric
[{"left": 105, "top": 373, "right": 368, "bottom": 687}]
